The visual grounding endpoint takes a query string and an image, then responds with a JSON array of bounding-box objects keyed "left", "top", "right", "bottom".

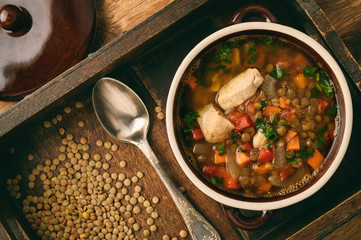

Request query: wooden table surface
[{"left": 1, "top": 0, "right": 361, "bottom": 239}]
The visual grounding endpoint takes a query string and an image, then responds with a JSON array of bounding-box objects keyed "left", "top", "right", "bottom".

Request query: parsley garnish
[
  {"left": 183, "top": 111, "right": 199, "bottom": 133},
  {"left": 231, "top": 135, "right": 238, "bottom": 141},
  {"left": 310, "top": 88, "right": 321, "bottom": 98},
  {"left": 238, "top": 148, "right": 247, "bottom": 153},
  {"left": 278, "top": 120, "right": 288, "bottom": 126},
  {"left": 302, "top": 66, "right": 334, "bottom": 97},
  {"left": 210, "top": 176, "right": 223, "bottom": 186},
  {"left": 247, "top": 53, "right": 259, "bottom": 64},
  {"left": 215, "top": 144, "right": 226, "bottom": 156},
  {"left": 264, "top": 143, "right": 271, "bottom": 150},
  {"left": 324, "top": 105, "right": 338, "bottom": 116},
  {"left": 316, "top": 124, "right": 328, "bottom": 148},
  {"left": 287, "top": 148, "right": 315, "bottom": 163},
  {"left": 255, "top": 118, "right": 279, "bottom": 142},
  {"left": 259, "top": 101, "right": 267, "bottom": 111},
  {"left": 260, "top": 36, "right": 273, "bottom": 46},
  {"left": 269, "top": 67, "right": 287, "bottom": 79},
  {"left": 211, "top": 41, "right": 237, "bottom": 65}
]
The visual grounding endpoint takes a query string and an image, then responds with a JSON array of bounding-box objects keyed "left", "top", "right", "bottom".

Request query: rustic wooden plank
[
  {"left": 294, "top": 0, "right": 361, "bottom": 91},
  {"left": 0, "top": 0, "right": 210, "bottom": 138},
  {"left": 323, "top": 213, "right": 361, "bottom": 240},
  {"left": 287, "top": 190, "right": 361, "bottom": 239}
]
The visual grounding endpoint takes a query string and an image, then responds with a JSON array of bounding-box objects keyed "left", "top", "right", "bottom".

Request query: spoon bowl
[
  {"left": 93, "top": 78, "right": 149, "bottom": 144},
  {"left": 92, "top": 77, "right": 221, "bottom": 240}
]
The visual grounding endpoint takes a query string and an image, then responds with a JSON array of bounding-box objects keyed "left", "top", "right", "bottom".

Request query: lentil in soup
[{"left": 180, "top": 36, "right": 337, "bottom": 197}]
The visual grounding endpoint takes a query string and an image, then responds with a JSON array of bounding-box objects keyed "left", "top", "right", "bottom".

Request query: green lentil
[{"left": 104, "top": 141, "right": 111, "bottom": 149}]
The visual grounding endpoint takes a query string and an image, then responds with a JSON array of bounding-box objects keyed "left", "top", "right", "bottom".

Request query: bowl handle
[
  {"left": 228, "top": 4, "right": 277, "bottom": 25},
  {"left": 221, "top": 204, "right": 272, "bottom": 231}
]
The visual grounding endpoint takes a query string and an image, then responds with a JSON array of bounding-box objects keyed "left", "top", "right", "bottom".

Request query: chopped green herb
[
  {"left": 238, "top": 148, "right": 247, "bottom": 153},
  {"left": 255, "top": 118, "right": 279, "bottom": 142},
  {"left": 264, "top": 143, "right": 271, "bottom": 150},
  {"left": 231, "top": 135, "right": 238, "bottom": 141},
  {"left": 259, "top": 101, "right": 267, "bottom": 111},
  {"left": 248, "top": 47, "right": 256, "bottom": 54},
  {"left": 247, "top": 53, "right": 259, "bottom": 64},
  {"left": 271, "top": 113, "right": 278, "bottom": 125},
  {"left": 215, "top": 144, "right": 226, "bottom": 156},
  {"left": 278, "top": 120, "right": 288, "bottom": 126},
  {"left": 316, "top": 124, "right": 328, "bottom": 148},
  {"left": 324, "top": 105, "right": 338, "bottom": 116},
  {"left": 287, "top": 148, "right": 315, "bottom": 163},
  {"left": 184, "top": 135, "right": 193, "bottom": 147},
  {"left": 211, "top": 41, "right": 237, "bottom": 65},
  {"left": 248, "top": 41, "right": 256, "bottom": 46},
  {"left": 260, "top": 36, "right": 273, "bottom": 46},
  {"left": 269, "top": 67, "right": 287, "bottom": 79},
  {"left": 302, "top": 66, "right": 334, "bottom": 97},
  {"left": 195, "top": 76, "right": 209, "bottom": 87},
  {"left": 310, "top": 88, "right": 321, "bottom": 98},
  {"left": 210, "top": 176, "right": 223, "bottom": 186},
  {"left": 302, "top": 66, "right": 318, "bottom": 78},
  {"left": 286, "top": 157, "right": 298, "bottom": 164},
  {"left": 183, "top": 111, "right": 199, "bottom": 133}
]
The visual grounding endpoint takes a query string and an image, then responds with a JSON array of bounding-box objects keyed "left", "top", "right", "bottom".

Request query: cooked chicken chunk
[
  {"left": 217, "top": 68, "right": 264, "bottom": 111},
  {"left": 253, "top": 129, "right": 267, "bottom": 149},
  {"left": 197, "top": 104, "right": 235, "bottom": 143}
]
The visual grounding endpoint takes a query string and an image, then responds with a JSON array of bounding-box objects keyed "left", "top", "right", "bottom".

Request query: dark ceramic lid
[{"left": 0, "top": 0, "right": 95, "bottom": 99}]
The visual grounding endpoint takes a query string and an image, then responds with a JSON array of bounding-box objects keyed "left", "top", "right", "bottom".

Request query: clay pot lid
[{"left": 0, "top": 0, "right": 96, "bottom": 99}]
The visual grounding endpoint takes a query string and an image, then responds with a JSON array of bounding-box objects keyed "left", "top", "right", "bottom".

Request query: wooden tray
[{"left": 1, "top": 0, "right": 361, "bottom": 239}]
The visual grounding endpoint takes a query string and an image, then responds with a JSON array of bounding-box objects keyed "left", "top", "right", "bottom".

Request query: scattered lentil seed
[
  {"left": 59, "top": 128, "right": 65, "bottom": 135},
  {"left": 96, "top": 140, "right": 103, "bottom": 147},
  {"left": 172, "top": 238, "right": 178, "bottom": 240},
  {"left": 118, "top": 173, "right": 126, "bottom": 181},
  {"left": 64, "top": 106, "right": 71, "bottom": 113},
  {"left": 155, "top": 106, "right": 162, "bottom": 113},
  {"left": 93, "top": 154, "right": 101, "bottom": 161},
  {"left": 179, "top": 230, "right": 187, "bottom": 238},
  {"left": 123, "top": 178, "right": 131, "bottom": 186},
  {"left": 136, "top": 171, "right": 144, "bottom": 178},
  {"left": 43, "top": 121, "right": 51, "bottom": 128},
  {"left": 152, "top": 196, "right": 159, "bottom": 204},
  {"left": 78, "top": 121, "right": 85, "bottom": 127},
  {"left": 143, "top": 200, "right": 151, "bottom": 207},
  {"left": 80, "top": 137, "right": 87, "bottom": 144},
  {"left": 150, "top": 225, "right": 157, "bottom": 232},
  {"left": 111, "top": 144, "right": 118, "bottom": 152},
  {"left": 131, "top": 176, "right": 138, "bottom": 183},
  {"left": 133, "top": 206, "right": 141, "bottom": 214},
  {"left": 151, "top": 212, "right": 158, "bottom": 219},
  {"left": 143, "top": 230, "right": 150, "bottom": 236},
  {"left": 51, "top": 118, "right": 57, "bottom": 124},
  {"left": 28, "top": 182, "right": 35, "bottom": 189},
  {"left": 119, "top": 161, "right": 127, "bottom": 168},
  {"left": 130, "top": 197, "right": 137, "bottom": 205},
  {"left": 103, "top": 163, "right": 110, "bottom": 170},
  {"left": 157, "top": 112, "right": 165, "bottom": 120},
  {"left": 105, "top": 153, "right": 112, "bottom": 161},
  {"left": 75, "top": 101, "right": 83, "bottom": 108},
  {"left": 133, "top": 223, "right": 140, "bottom": 231},
  {"left": 27, "top": 154, "right": 34, "bottom": 161},
  {"left": 178, "top": 187, "right": 186, "bottom": 193},
  {"left": 146, "top": 206, "right": 153, "bottom": 214},
  {"left": 66, "top": 133, "right": 73, "bottom": 140},
  {"left": 163, "top": 235, "right": 170, "bottom": 240},
  {"left": 56, "top": 114, "right": 62, "bottom": 121}
]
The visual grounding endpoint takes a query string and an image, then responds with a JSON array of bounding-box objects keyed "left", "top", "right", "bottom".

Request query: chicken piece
[
  {"left": 197, "top": 104, "right": 235, "bottom": 143},
  {"left": 217, "top": 68, "right": 264, "bottom": 111},
  {"left": 253, "top": 129, "right": 267, "bottom": 149}
]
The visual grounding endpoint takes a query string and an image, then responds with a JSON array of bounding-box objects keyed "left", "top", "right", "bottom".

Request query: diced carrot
[
  {"left": 191, "top": 129, "right": 204, "bottom": 141},
  {"left": 241, "top": 143, "right": 252, "bottom": 153},
  {"left": 294, "top": 53, "right": 310, "bottom": 72},
  {"left": 262, "top": 106, "right": 281, "bottom": 118},
  {"left": 254, "top": 162, "right": 273, "bottom": 175},
  {"left": 287, "top": 136, "right": 300, "bottom": 151},
  {"left": 235, "top": 115, "right": 254, "bottom": 131},
  {"left": 214, "top": 150, "right": 226, "bottom": 164},
  {"left": 258, "top": 181, "right": 272, "bottom": 193},
  {"left": 280, "top": 97, "right": 292, "bottom": 108},
  {"left": 280, "top": 109, "right": 297, "bottom": 123},
  {"left": 224, "top": 175, "right": 239, "bottom": 190},
  {"left": 236, "top": 152, "right": 251, "bottom": 166},
  {"left": 258, "top": 148, "right": 274, "bottom": 163},
  {"left": 317, "top": 99, "right": 329, "bottom": 115},
  {"left": 187, "top": 75, "right": 198, "bottom": 90},
  {"left": 293, "top": 73, "right": 309, "bottom": 89},
  {"left": 246, "top": 102, "right": 256, "bottom": 117},
  {"left": 284, "top": 130, "right": 298, "bottom": 143},
  {"left": 307, "top": 149, "right": 325, "bottom": 170}
]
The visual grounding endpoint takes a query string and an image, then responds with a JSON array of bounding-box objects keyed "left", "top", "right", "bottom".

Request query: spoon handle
[{"left": 138, "top": 139, "right": 222, "bottom": 240}]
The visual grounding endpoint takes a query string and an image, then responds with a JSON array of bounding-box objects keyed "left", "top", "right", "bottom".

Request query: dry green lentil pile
[{"left": 5, "top": 101, "right": 188, "bottom": 240}]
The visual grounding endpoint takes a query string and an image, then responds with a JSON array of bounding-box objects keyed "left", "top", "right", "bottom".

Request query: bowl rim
[{"left": 166, "top": 22, "right": 353, "bottom": 210}]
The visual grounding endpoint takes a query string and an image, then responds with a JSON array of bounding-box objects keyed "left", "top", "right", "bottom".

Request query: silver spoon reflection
[{"left": 92, "top": 77, "right": 221, "bottom": 240}]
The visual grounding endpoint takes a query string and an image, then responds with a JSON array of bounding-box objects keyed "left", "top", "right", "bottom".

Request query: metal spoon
[{"left": 92, "top": 77, "right": 222, "bottom": 240}]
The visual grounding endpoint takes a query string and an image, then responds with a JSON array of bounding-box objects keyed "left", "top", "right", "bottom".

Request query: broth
[{"left": 179, "top": 36, "right": 337, "bottom": 197}]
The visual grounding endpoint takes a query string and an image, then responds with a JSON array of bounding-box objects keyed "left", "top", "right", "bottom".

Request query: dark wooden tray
[{"left": 1, "top": 0, "right": 361, "bottom": 239}]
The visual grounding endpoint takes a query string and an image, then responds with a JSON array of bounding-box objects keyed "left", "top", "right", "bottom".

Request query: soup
[{"left": 179, "top": 36, "right": 337, "bottom": 197}]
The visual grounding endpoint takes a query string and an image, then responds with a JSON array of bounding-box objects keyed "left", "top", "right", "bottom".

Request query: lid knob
[{"left": 0, "top": 4, "right": 31, "bottom": 36}]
